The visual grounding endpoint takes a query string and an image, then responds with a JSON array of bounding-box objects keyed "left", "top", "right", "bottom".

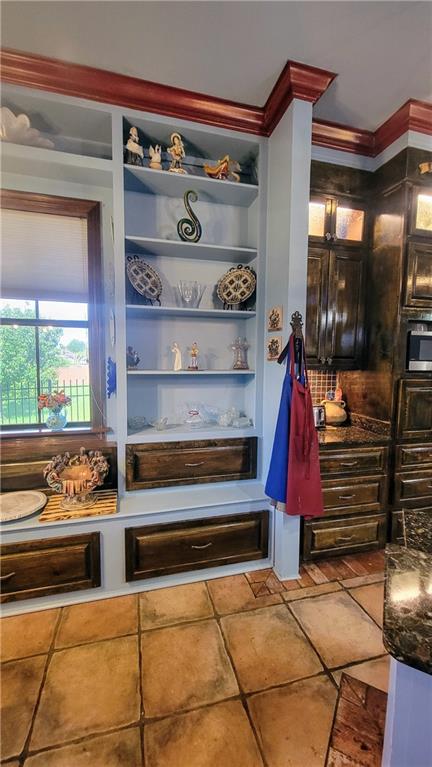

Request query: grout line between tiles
[{"left": 21, "top": 723, "right": 143, "bottom": 761}]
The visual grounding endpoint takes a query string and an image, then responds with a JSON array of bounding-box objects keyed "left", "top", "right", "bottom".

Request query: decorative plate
[
  {"left": 0, "top": 491, "right": 47, "bottom": 523},
  {"left": 126, "top": 255, "right": 162, "bottom": 304},
  {"left": 217, "top": 265, "right": 256, "bottom": 306}
]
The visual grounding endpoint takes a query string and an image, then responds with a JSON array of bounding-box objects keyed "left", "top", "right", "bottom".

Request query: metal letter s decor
[{"left": 177, "top": 190, "right": 202, "bottom": 243}]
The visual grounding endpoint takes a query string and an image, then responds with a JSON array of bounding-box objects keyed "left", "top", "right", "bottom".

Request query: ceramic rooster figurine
[{"left": 203, "top": 154, "right": 241, "bottom": 182}]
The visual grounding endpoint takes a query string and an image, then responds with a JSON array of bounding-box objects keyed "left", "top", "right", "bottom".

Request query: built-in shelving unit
[
  {"left": 127, "top": 369, "right": 255, "bottom": 376},
  {"left": 125, "top": 235, "right": 257, "bottom": 263},
  {"left": 126, "top": 304, "right": 256, "bottom": 319},
  {"left": 1, "top": 142, "right": 113, "bottom": 188}
]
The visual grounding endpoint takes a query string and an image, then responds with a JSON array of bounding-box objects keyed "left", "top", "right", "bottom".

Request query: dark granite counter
[
  {"left": 317, "top": 425, "right": 390, "bottom": 449},
  {"left": 383, "top": 543, "right": 432, "bottom": 676}
]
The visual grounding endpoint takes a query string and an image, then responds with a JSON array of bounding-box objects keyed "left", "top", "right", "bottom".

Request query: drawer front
[
  {"left": 322, "top": 477, "right": 385, "bottom": 515},
  {"left": 126, "top": 438, "right": 257, "bottom": 490},
  {"left": 397, "top": 444, "right": 432, "bottom": 469},
  {"left": 394, "top": 470, "right": 432, "bottom": 505},
  {"left": 320, "top": 447, "right": 387, "bottom": 477},
  {"left": 303, "top": 514, "right": 386, "bottom": 560},
  {"left": 397, "top": 379, "right": 432, "bottom": 441},
  {"left": 125, "top": 511, "right": 269, "bottom": 580},
  {"left": 0, "top": 533, "right": 101, "bottom": 603}
]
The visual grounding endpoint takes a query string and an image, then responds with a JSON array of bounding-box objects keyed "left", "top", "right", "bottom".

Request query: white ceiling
[{"left": 2, "top": 1, "right": 431, "bottom": 131}]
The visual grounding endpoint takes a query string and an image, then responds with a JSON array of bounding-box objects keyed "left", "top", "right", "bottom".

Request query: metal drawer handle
[
  {"left": 184, "top": 462, "right": 205, "bottom": 467},
  {"left": 428, "top": 483, "right": 432, "bottom": 489},
  {"left": 341, "top": 461, "right": 358, "bottom": 467},
  {"left": 335, "top": 536, "right": 353, "bottom": 544},
  {"left": 191, "top": 542, "right": 213, "bottom": 550},
  {"left": 338, "top": 494, "right": 355, "bottom": 500},
  {"left": 0, "top": 572, "right": 16, "bottom": 581}
]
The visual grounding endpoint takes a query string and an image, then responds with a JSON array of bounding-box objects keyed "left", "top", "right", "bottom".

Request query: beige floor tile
[
  {"left": 1, "top": 655, "right": 46, "bottom": 760},
  {"left": 332, "top": 655, "right": 390, "bottom": 693},
  {"left": 1, "top": 609, "right": 59, "bottom": 662},
  {"left": 349, "top": 582, "right": 385, "bottom": 627},
  {"left": 283, "top": 582, "right": 342, "bottom": 602},
  {"left": 340, "top": 572, "right": 384, "bottom": 589},
  {"left": 141, "top": 619, "right": 238, "bottom": 717},
  {"left": 248, "top": 675, "right": 337, "bottom": 767},
  {"left": 30, "top": 636, "right": 140, "bottom": 750},
  {"left": 221, "top": 605, "right": 322, "bottom": 693},
  {"left": 145, "top": 699, "right": 263, "bottom": 767},
  {"left": 246, "top": 568, "right": 273, "bottom": 583},
  {"left": 207, "top": 574, "right": 282, "bottom": 614},
  {"left": 25, "top": 727, "right": 142, "bottom": 767},
  {"left": 55, "top": 595, "right": 138, "bottom": 647},
  {"left": 290, "top": 591, "right": 385, "bottom": 669},
  {"left": 139, "top": 582, "right": 213, "bottom": 630}
]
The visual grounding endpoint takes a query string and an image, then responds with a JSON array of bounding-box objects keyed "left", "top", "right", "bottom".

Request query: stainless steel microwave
[{"left": 407, "top": 330, "right": 432, "bottom": 372}]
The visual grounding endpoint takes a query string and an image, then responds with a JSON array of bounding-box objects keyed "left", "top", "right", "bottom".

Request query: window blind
[{"left": 0, "top": 209, "right": 88, "bottom": 301}]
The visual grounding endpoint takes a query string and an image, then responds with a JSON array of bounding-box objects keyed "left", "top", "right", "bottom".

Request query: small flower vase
[{"left": 45, "top": 406, "right": 67, "bottom": 431}]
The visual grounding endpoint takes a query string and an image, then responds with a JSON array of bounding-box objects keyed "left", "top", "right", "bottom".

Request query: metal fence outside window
[{"left": 0, "top": 380, "right": 91, "bottom": 426}]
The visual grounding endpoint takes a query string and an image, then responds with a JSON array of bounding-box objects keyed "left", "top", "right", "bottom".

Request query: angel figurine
[
  {"left": 124, "top": 126, "right": 144, "bottom": 166},
  {"left": 171, "top": 342, "right": 182, "bottom": 371},
  {"left": 167, "top": 132, "right": 187, "bottom": 174},
  {"left": 149, "top": 144, "right": 162, "bottom": 170}
]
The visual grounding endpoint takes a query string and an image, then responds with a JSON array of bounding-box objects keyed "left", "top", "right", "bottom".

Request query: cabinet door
[
  {"left": 333, "top": 200, "right": 366, "bottom": 246},
  {"left": 326, "top": 249, "right": 365, "bottom": 369},
  {"left": 308, "top": 197, "right": 331, "bottom": 243},
  {"left": 410, "top": 187, "right": 432, "bottom": 237},
  {"left": 404, "top": 242, "right": 432, "bottom": 308},
  {"left": 306, "top": 247, "right": 329, "bottom": 365},
  {"left": 397, "top": 379, "right": 432, "bottom": 440}
]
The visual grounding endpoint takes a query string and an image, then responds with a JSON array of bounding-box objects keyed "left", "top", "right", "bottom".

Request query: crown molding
[
  {"left": 0, "top": 48, "right": 334, "bottom": 137},
  {"left": 311, "top": 118, "right": 374, "bottom": 156}
]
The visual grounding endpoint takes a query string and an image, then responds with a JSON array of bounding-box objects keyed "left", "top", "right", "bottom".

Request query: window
[{"left": 0, "top": 191, "right": 104, "bottom": 433}]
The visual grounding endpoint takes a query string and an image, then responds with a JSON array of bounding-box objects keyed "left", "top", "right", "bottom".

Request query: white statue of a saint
[{"left": 171, "top": 342, "right": 182, "bottom": 371}]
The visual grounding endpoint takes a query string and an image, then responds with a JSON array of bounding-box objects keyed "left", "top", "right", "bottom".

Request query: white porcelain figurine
[
  {"left": 149, "top": 144, "right": 162, "bottom": 170},
  {"left": 171, "top": 342, "right": 182, "bottom": 371}
]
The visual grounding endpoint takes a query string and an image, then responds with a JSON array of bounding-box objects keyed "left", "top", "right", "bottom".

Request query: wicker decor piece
[{"left": 39, "top": 490, "right": 117, "bottom": 522}]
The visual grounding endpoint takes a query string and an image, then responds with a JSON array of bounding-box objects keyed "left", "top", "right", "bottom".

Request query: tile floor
[{"left": 0, "top": 550, "right": 388, "bottom": 767}]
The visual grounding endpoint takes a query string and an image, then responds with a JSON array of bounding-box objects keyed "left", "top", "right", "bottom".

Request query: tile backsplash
[{"left": 308, "top": 370, "right": 337, "bottom": 404}]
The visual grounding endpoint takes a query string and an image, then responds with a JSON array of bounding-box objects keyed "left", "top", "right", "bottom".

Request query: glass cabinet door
[
  {"left": 411, "top": 188, "right": 432, "bottom": 235},
  {"left": 308, "top": 197, "right": 332, "bottom": 241},
  {"left": 334, "top": 203, "right": 365, "bottom": 243}
]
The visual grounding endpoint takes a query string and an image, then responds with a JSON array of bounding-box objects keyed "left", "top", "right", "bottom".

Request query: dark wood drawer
[
  {"left": 394, "top": 470, "right": 432, "bottom": 506},
  {"left": 303, "top": 514, "right": 386, "bottom": 560},
  {"left": 0, "top": 533, "right": 101, "bottom": 603},
  {"left": 322, "top": 476, "right": 385, "bottom": 516},
  {"left": 397, "top": 444, "right": 432, "bottom": 469},
  {"left": 126, "top": 438, "right": 257, "bottom": 490},
  {"left": 397, "top": 379, "right": 432, "bottom": 441},
  {"left": 125, "top": 511, "right": 269, "bottom": 580},
  {"left": 320, "top": 447, "right": 387, "bottom": 477}
]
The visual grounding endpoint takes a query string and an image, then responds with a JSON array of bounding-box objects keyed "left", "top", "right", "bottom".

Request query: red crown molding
[
  {"left": 312, "top": 99, "right": 432, "bottom": 157},
  {"left": 0, "top": 48, "right": 334, "bottom": 137},
  {"left": 263, "top": 61, "right": 336, "bottom": 136}
]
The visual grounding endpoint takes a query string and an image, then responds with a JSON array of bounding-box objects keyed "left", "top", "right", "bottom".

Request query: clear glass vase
[{"left": 45, "top": 406, "right": 67, "bottom": 431}]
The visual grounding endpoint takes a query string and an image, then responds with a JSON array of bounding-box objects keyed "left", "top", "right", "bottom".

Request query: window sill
[
  {"left": 1, "top": 427, "right": 110, "bottom": 439},
  {"left": 1, "top": 428, "right": 115, "bottom": 463}
]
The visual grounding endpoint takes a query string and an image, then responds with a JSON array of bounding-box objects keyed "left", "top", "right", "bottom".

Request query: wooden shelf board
[
  {"left": 124, "top": 164, "right": 258, "bottom": 207},
  {"left": 1, "top": 142, "right": 113, "bottom": 188},
  {"left": 126, "top": 304, "right": 256, "bottom": 319},
  {"left": 126, "top": 425, "right": 257, "bottom": 443},
  {"left": 127, "top": 369, "right": 255, "bottom": 376},
  {"left": 125, "top": 235, "right": 257, "bottom": 263}
]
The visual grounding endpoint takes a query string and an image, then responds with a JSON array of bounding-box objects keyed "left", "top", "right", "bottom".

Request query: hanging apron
[
  {"left": 264, "top": 345, "right": 293, "bottom": 506},
  {"left": 286, "top": 334, "right": 324, "bottom": 519}
]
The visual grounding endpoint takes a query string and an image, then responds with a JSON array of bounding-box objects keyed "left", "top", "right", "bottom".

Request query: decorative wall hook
[{"left": 290, "top": 311, "right": 304, "bottom": 339}]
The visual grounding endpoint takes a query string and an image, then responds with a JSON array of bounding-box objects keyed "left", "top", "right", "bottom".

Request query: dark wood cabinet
[
  {"left": 303, "top": 513, "right": 386, "bottom": 559},
  {"left": 397, "top": 379, "right": 432, "bottom": 441},
  {"left": 0, "top": 533, "right": 101, "bottom": 603},
  {"left": 409, "top": 186, "right": 432, "bottom": 238},
  {"left": 125, "top": 511, "right": 269, "bottom": 580},
  {"left": 308, "top": 196, "right": 367, "bottom": 246},
  {"left": 126, "top": 437, "right": 257, "bottom": 490},
  {"left": 404, "top": 242, "right": 432, "bottom": 308},
  {"left": 306, "top": 246, "right": 365, "bottom": 369}
]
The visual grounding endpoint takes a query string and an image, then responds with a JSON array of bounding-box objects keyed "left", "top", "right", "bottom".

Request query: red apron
[{"left": 286, "top": 335, "right": 324, "bottom": 519}]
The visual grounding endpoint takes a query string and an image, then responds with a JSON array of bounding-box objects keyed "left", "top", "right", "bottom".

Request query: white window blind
[{"left": 0, "top": 209, "right": 88, "bottom": 301}]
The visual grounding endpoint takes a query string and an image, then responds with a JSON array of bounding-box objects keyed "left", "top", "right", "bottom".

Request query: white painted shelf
[
  {"left": 124, "top": 164, "right": 258, "bottom": 207},
  {"left": 127, "top": 425, "right": 257, "bottom": 443},
  {"left": 127, "top": 369, "right": 255, "bottom": 376},
  {"left": 1, "top": 142, "right": 113, "bottom": 188},
  {"left": 125, "top": 235, "right": 257, "bottom": 263},
  {"left": 126, "top": 304, "right": 256, "bottom": 319}
]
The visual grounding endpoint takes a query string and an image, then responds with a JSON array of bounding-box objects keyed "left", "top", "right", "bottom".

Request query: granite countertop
[
  {"left": 317, "top": 425, "right": 390, "bottom": 449},
  {"left": 383, "top": 542, "right": 432, "bottom": 676}
]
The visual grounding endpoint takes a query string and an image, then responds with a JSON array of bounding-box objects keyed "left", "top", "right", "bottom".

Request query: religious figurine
[
  {"left": 188, "top": 342, "right": 199, "bottom": 370},
  {"left": 126, "top": 346, "right": 140, "bottom": 368},
  {"left": 124, "top": 126, "right": 144, "bottom": 166},
  {"left": 203, "top": 155, "right": 241, "bottom": 183},
  {"left": 167, "top": 132, "right": 187, "bottom": 174},
  {"left": 149, "top": 144, "right": 162, "bottom": 170},
  {"left": 231, "top": 337, "right": 250, "bottom": 370},
  {"left": 171, "top": 342, "right": 182, "bottom": 371}
]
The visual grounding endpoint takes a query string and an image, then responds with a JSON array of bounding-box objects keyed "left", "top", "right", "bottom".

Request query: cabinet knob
[
  {"left": 319, "top": 356, "right": 327, "bottom": 365},
  {"left": 332, "top": 234, "right": 338, "bottom": 242},
  {"left": 325, "top": 232, "right": 332, "bottom": 241},
  {"left": 326, "top": 357, "right": 333, "bottom": 365}
]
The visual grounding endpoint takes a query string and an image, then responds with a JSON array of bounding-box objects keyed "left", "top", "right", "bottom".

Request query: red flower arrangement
[{"left": 38, "top": 390, "right": 71, "bottom": 411}]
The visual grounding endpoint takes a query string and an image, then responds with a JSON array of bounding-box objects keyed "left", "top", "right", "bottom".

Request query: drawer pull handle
[
  {"left": 0, "top": 572, "right": 16, "bottom": 582},
  {"left": 185, "top": 462, "right": 205, "bottom": 468},
  {"left": 191, "top": 542, "right": 213, "bottom": 550},
  {"left": 338, "top": 494, "right": 355, "bottom": 500},
  {"left": 428, "top": 483, "right": 432, "bottom": 489},
  {"left": 340, "top": 461, "right": 358, "bottom": 467},
  {"left": 335, "top": 536, "right": 353, "bottom": 544}
]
